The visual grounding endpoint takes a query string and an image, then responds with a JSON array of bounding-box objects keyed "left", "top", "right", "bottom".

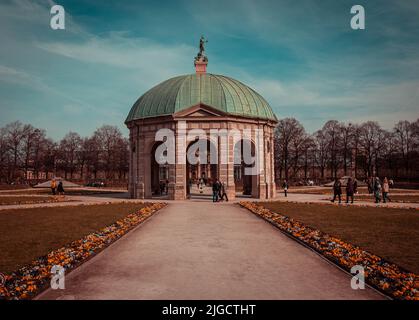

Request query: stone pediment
[{"left": 173, "top": 104, "right": 228, "bottom": 118}]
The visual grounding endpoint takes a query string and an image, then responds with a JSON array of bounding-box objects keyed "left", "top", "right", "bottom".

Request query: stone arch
[
  {"left": 234, "top": 138, "right": 258, "bottom": 197},
  {"left": 149, "top": 141, "right": 169, "bottom": 197},
  {"left": 186, "top": 137, "right": 219, "bottom": 198}
]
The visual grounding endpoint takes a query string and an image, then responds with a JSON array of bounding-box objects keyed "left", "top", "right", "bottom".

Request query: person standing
[
  {"left": 346, "top": 177, "right": 355, "bottom": 204},
  {"left": 282, "top": 180, "right": 289, "bottom": 197},
  {"left": 220, "top": 181, "right": 229, "bottom": 202},
  {"left": 159, "top": 180, "right": 165, "bottom": 195},
  {"left": 331, "top": 178, "right": 342, "bottom": 203},
  {"left": 373, "top": 177, "right": 382, "bottom": 203},
  {"left": 382, "top": 177, "right": 391, "bottom": 203},
  {"left": 50, "top": 179, "right": 57, "bottom": 195},
  {"left": 367, "top": 177, "right": 373, "bottom": 194},
  {"left": 353, "top": 179, "right": 358, "bottom": 195},
  {"left": 389, "top": 178, "right": 394, "bottom": 188},
  {"left": 199, "top": 177, "right": 204, "bottom": 194},
  {"left": 57, "top": 181, "right": 65, "bottom": 196},
  {"left": 212, "top": 180, "right": 220, "bottom": 202}
]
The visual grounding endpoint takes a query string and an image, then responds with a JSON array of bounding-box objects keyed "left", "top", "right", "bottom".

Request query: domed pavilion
[{"left": 125, "top": 39, "right": 278, "bottom": 200}]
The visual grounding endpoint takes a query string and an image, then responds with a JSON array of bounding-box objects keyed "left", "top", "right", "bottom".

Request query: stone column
[
  {"left": 218, "top": 127, "right": 235, "bottom": 200},
  {"left": 133, "top": 127, "right": 145, "bottom": 199},
  {"left": 255, "top": 124, "right": 267, "bottom": 199},
  {"left": 128, "top": 128, "right": 135, "bottom": 198},
  {"left": 269, "top": 127, "right": 276, "bottom": 198},
  {"left": 168, "top": 121, "right": 187, "bottom": 200}
]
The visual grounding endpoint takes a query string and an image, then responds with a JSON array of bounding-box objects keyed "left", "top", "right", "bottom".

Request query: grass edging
[
  {"left": 0, "top": 202, "right": 167, "bottom": 300},
  {"left": 239, "top": 201, "right": 418, "bottom": 300}
]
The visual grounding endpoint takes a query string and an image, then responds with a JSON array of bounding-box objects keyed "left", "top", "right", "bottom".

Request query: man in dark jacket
[
  {"left": 282, "top": 180, "right": 289, "bottom": 197},
  {"left": 220, "top": 181, "right": 228, "bottom": 202},
  {"left": 331, "top": 178, "right": 342, "bottom": 203},
  {"left": 212, "top": 180, "right": 220, "bottom": 202},
  {"left": 346, "top": 177, "right": 355, "bottom": 204}
]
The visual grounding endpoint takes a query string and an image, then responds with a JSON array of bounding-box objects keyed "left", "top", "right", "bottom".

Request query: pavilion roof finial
[{"left": 194, "top": 35, "right": 208, "bottom": 74}]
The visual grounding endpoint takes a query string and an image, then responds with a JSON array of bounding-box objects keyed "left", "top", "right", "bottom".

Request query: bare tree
[
  {"left": 394, "top": 120, "right": 415, "bottom": 177},
  {"left": 58, "top": 132, "right": 82, "bottom": 179},
  {"left": 92, "top": 125, "right": 124, "bottom": 179},
  {"left": 42, "top": 138, "right": 57, "bottom": 179},
  {"left": 0, "top": 127, "right": 9, "bottom": 182},
  {"left": 313, "top": 129, "right": 328, "bottom": 179},
  {"left": 274, "top": 118, "right": 305, "bottom": 181},
  {"left": 322, "top": 120, "right": 342, "bottom": 179},
  {"left": 359, "top": 121, "right": 383, "bottom": 177},
  {"left": 4, "top": 121, "right": 26, "bottom": 182},
  {"left": 340, "top": 123, "right": 354, "bottom": 176}
]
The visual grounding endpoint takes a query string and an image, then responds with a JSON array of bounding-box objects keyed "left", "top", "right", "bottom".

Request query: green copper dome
[{"left": 125, "top": 73, "right": 277, "bottom": 123}]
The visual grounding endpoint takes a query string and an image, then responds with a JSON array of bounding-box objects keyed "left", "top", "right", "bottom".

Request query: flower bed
[
  {"left": 0, "top": 202, "right": 166, "bottom": 300},
  {"left": 239, "top": 201, "right": 419, "bottom": 300}
]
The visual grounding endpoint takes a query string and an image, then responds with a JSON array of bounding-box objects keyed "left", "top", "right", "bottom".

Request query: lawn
[
  {"left": 288, "top": 187, "right": 419, "bottom": 195},
  {"left": 320, "top": 194, "right": 419, "bottom": 203},
  {"left": 259, "top": 201, "right": 419, "bottom": 274},
  {"left": 0, "top": 196, "right": 68, "bottom": 205},
  {"left": 0, "top": 188, "right": 127, "bottom": 196},
  {"left": 354, "top": 195, "right": 419, "bottom": 203},
  {"left": 0, "top": 203, "right": 148, "bottom": 273}
]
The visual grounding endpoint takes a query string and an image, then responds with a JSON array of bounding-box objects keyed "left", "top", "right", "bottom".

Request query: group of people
[
  {"left": 332, "top": 176, "right": 393, "bottom": 204},
  {"left": 331, "top": 177, "right": 358, "bottom": 204},
  {"left": 50, "top": 179, "right": 65, "bottom": 196},
  {"left": 370, "top": 177, "right": 392, "bottom": 203},
  {"left": 211, "top": 180, "right": 229, "bottom": 202}
]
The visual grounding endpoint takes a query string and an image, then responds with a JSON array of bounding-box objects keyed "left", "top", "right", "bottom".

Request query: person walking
[
  {"left": 212, "top": 180, "right": 220, "bottom": 202},
  {"left": 282, "top": 180, "right": 289, "bottom": 197},
  {"left": 367, "top": 177, "right": 373, "bottom": 194},
  {"left": 373, "top": 177, "right": 382, "bottom": 203},
  {"left": 331, "top": 178, "right": 342, "bottom": 203},
  {"left": 382, "top": 177, "right": 391, "bottom": 203},
  {"left": 199, "top": 177, "right": 204, "bottom": 194},
  {"left": 57, "top": 181, "right": 65, "bottom": 196},
  {"left": 159, "top": 180, "right": 165, "bottom": 195},
  {"left": 220, "top": 181, "right": 229, "bottom": 202},
  {"left": 353, "top": 179, "right": 358, "bottom": 195},
  {"left": 346, "top": 177, "right": 355, "bottom": 204},
  {"left": 389, "top": 178, "right": 394, "bottom": 188},
  {"left": 50, "top": 178, "right": 57, "bottom": 195}
]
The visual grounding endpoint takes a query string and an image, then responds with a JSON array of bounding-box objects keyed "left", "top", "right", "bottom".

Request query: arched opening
[
  {"left": 150, "top": 142, "right": 169, "bottom": 198},
  {"left": 234, "top": 139, "right": 258, "bottom": 197},
  {"left": 186, "top": 138, "right": 218, "bottom": 199}
]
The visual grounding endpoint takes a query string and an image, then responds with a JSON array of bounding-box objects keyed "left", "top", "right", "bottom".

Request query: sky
[{"left": 0, "top": 0, "right": 418, "bottom": 139}]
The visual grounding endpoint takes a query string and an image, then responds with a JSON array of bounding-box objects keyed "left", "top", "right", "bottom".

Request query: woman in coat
[
  {"left": 57, "top": 181, "right": 65, "bottom": 196},
  {"left": 331, "top": 178, "right": 342, "bottom": 204},
  {"left": 373, "top": 177, "right": 382, "bottom": 203},
  {"left": 382, "top": 177, "right": 391, "bottom": 203},
  {"left": 346, "top": 177, "right": 354, "bottom": 204}
]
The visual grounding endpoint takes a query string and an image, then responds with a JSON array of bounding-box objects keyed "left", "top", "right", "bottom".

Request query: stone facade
[
  {"left": 126, "top": 48, "right": 278, "bottom": 200},
  {"left": 126, "top": 106, "right": 277, "bottom": 200}
]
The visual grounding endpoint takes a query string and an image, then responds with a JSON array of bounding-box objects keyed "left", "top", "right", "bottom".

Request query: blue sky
[{"left": 0, "top": 0, "right": 418, "bottom": 139}]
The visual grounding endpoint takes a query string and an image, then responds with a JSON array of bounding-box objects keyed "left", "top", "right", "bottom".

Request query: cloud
[
  {"left": 36, "top": 33, "right": 196, "bottom": 85},
  {"left": 1, "top": 0, "right": 418, "bottom": 139}
]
